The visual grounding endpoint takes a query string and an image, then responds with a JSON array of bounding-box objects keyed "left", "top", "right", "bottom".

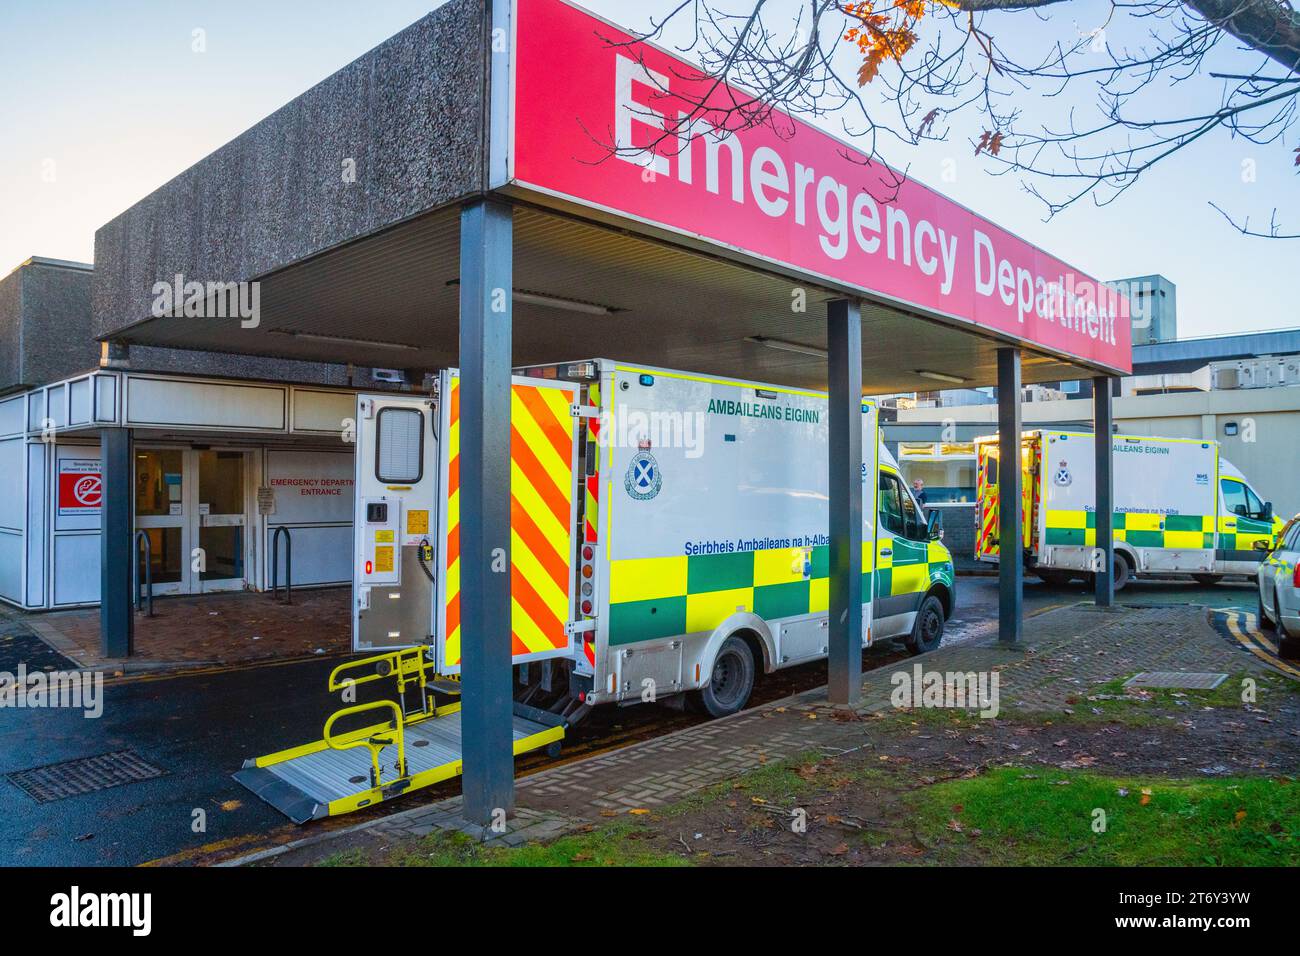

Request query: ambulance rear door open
[
  {"left": 353, "top": 393, "right": 440, "bottom": 653},
  {"left": 352, "top": 374, "right": 583, "bottom": 670},
  {"left": 434, "top": 370, "right": 582, "bottom": 675}
]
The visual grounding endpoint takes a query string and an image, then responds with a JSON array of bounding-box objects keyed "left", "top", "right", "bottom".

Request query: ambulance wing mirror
[
  {"left": 1253, "top": 539, "right": 1272, "bottom": 552},
  {"left": 926, "top": 510, "right": 943, "bottom": 541},
  {"left": 1263, "top": 501, "right": 1274, "bottom": 521}
]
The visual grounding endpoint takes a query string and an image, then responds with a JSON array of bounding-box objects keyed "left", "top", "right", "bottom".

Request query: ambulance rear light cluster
[{"left": 580, "top": 544, "right": 596, "bottom": 615}]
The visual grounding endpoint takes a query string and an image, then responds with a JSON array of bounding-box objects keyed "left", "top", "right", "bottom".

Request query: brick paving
[
  {"left": 514, "top": 603, "right": 1259, "bottom": 820},
  {"left": 239, "top": 600, "right": 1267, "bottom": 863},
  {"left": 23, "top": 588, "right": 350, "bottom": 671}
]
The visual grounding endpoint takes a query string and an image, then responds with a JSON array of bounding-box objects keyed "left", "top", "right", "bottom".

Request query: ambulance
[
  {"left": 974, "top": 430, "right": 1283, "bottom": 589},
  {"left": 238, "top": 359, "right": 955, "bottom": 822}
]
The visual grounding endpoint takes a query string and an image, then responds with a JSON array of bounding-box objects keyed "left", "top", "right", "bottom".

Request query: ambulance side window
[
  {"left": 879, "top": 473, "right": 926, "bottom": 540},
  {"left": 1221, "top": 479, "right": 1264, "bottom": 520},
  {"left": 879, "top": 474, "right": 905, "bottom": 537}
]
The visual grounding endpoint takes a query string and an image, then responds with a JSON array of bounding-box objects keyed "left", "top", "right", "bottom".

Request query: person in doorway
[{"left": 911, "top": 478, "right": 928, "bottom": 509}]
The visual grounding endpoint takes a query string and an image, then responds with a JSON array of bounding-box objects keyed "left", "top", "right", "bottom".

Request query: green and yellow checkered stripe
[
  {"left": 1219, "top": 514, "right": 1282, "bottom": 552},
  {"left": 1044, "top": 510, "right": 1215, "bottom": 549},
  {"left": 608, "top": 541, "right": 953, "bottom": 646},
  {"left": 876, "top": 538, "right": 953, "bottom": 602}
]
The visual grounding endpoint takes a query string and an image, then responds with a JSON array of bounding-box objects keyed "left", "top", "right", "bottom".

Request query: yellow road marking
[{"left": 1223, "top": 611, "right": 1300, "bottom": 680}]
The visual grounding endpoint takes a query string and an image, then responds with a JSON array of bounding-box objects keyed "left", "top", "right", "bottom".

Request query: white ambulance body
[
  {"left": 354, "top": 359, "right": 955, "bottom": 714},
  {"left": 975, "top": 430, "right": 1281, "bottom": 587},
  {"left": 241, "top": 359, "right": 957, "bottom": 823}
]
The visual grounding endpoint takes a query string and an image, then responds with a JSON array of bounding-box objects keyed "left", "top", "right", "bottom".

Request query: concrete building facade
[{"left": 0, "top": 257, "right": 414, "bottom": 612}]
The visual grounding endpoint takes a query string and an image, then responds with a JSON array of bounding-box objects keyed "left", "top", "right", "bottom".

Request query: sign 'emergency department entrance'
[{"left": 507, "top": 0, "right": 1132, "bottom": 374}]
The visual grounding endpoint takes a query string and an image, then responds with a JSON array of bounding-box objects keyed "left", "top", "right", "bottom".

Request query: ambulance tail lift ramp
[{"left": 236, "top": 372, "right": 580, "bottom": 822}]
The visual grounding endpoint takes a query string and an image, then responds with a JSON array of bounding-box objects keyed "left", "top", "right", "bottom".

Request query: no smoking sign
[{"left": 57, "top": 460, "right": 103, "bottom": 516}]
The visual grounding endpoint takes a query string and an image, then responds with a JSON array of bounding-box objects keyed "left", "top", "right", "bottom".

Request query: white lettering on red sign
[{"left": 510, "top": 0, "right": 1132, "bottom": 372}]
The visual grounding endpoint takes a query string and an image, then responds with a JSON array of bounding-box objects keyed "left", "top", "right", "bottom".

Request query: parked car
[{"left": 1257, "top": 514, "right": 1300, "bottom": 657}]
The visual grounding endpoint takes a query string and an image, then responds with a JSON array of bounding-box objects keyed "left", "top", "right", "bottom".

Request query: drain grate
[
  {"left": 7, "top": 750, "right": 166, "bottom": 804},
  {"left": 1124, "top": 671, "right": 1228, "bottom": 690}
]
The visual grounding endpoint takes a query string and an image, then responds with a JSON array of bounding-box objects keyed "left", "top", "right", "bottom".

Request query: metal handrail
[
  {"left": 271, "top": 526, "right": 292, "bottom": 604},
  {"left": 132, "top": 530, "right": 154, "bottom": 617},
  {"left": 323, "top": 701, "right": 408, "bottom": 789},
  {"left": 329, "top": 646, "right": 436, "bottom": 721}
]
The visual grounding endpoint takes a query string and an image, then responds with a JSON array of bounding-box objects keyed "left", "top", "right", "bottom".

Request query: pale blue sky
[{"left": 1, "top": 0, "right": 1294, "bottom": 338}]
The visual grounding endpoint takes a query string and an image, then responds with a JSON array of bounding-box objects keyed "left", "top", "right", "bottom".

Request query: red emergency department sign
[
  {"left": 57, "top": 460, "right": 103, "bottom": 517},
  {"left": 507, "top": 0, "right": 1133, "bottom": 375}
]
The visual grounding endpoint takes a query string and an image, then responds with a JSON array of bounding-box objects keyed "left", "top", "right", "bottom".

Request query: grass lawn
[{"left": 910, "top": 767, "right": 1300, "bottom": 866}]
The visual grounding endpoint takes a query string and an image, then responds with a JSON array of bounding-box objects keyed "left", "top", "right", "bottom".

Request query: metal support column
[
  {"left": 1093, "top": 376, "right": 1115, "bottom": 607},
  {"left": 458, "top": 198, "right": 516, "bottom": 826},
  {"left": 100, "top": 427, "right": 134, "bottom": 658},
  {"left": 827, "top": 299, "right": 863, "bottom": 705},
  {"left": 996, "top": 348, "right": 1023, "bottom": 646}
]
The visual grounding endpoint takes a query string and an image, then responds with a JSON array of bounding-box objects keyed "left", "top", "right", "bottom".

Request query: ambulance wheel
[
  {"left": 906, "top": 595, "right": 945, "bottom": 656},
  {"left": 689, "top": 636, "right": 756, "bottom": 718},
  {"left": 1109, "top": 553, "right": 1132, "bottom": 591},
  {"left": 1193, "top": 574, "right": 1223, "bottom": 587}
]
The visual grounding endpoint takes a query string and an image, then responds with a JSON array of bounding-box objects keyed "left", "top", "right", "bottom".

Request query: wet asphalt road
[
  {"left": 0, "top": 655, "right": 374, "bottom": 866},
  {"left": 0, "top": 574, "right": 1259, "bottom": 866}
]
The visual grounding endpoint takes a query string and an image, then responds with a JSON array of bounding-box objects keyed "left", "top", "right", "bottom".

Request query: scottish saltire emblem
[
  {"left": 1053, "top": 462, "right": 1072, "bottom": 487},
  {"left": 625, "top": 449, "right": 662, "bottom": 500}
]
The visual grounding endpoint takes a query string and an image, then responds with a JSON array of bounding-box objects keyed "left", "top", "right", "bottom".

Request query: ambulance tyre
[
  {"left": 906, "top": 595, "right": 946, "bottom": 656},
  {"left": 689, "top": 636, "right": 756, "bottom": 718},
  {"left": 1091, "top": 553, "right": 1132, "bottom": 591}
]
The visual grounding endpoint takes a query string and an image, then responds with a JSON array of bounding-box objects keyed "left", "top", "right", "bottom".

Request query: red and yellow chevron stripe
[
  {"left": 443, "top": 378, "right": 577, "bottom": 668},
  {"left": 976, "top": 445, "right": 999, "bottom": 557}
]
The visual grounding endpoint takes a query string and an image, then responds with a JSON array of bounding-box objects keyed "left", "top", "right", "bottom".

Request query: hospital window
[{"left": 900, "top": 458, "right": 977, "bottom": 504}]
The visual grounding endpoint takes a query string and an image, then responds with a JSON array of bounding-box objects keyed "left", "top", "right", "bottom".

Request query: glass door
[
  {"left": 195, "top": 450, "right": 249, "bottom": 593},
  {"left": 134, "top": 448, "right": 187, "bottom": 596}
]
